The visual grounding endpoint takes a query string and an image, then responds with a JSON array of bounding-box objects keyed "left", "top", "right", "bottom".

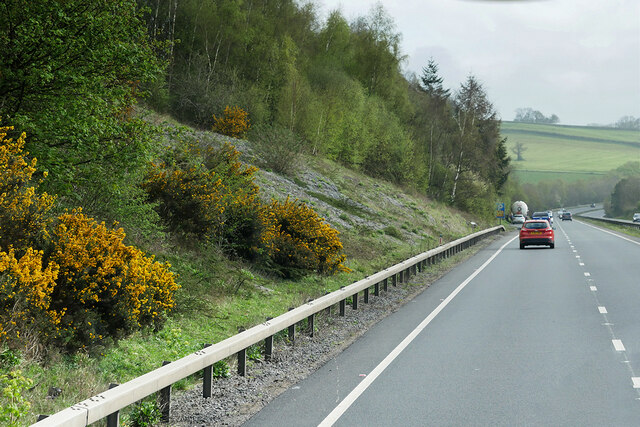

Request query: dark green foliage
[
  {"left": 212, "top": 360, "right": 231, "bottom": 379},
  {"left": 135, "top": 2, "right": 511, "bottom": 218},
  {"left": 608, "top": 176, "right": 640, "bottom": 217},
  {"left": 129, "top": 400, "right": 161, "bottom": 427},
  {"left": 0, "top": 0, "right": 165, "bottom": 230},
  {"left": 247, "top": 344, "right": 262, "bottom": 361},
  {"left": 0, "top": 349, "right": 20, "bottom": 369}
]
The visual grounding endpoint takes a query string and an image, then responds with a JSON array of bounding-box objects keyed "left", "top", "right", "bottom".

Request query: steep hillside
[
  {"left": 502, "top": 122, "right": 640, "bottom": 183},
  {"left": 21, "top": 116, "right": 492, "bottom": 422}
]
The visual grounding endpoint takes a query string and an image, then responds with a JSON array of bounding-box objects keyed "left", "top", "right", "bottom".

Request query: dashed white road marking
[
  {"left": 579, "top": 262, "right": 585, "bottom": 266},
  {"left": 562, "top": 222, "right": 640, "bottom": 397},
  {"left": 613, "top": 340, "right": 626, "bottom": 351}
]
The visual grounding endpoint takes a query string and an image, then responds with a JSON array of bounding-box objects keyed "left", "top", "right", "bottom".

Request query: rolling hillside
[{"left": 501, "top": 122, "right": 640, "bottom": 183}]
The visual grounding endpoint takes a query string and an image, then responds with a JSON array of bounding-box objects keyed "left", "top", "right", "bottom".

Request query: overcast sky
[{"left": 317, "top": 0, "right": 640, "bottom": 126}]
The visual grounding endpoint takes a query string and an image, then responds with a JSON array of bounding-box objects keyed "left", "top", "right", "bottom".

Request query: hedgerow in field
[
  {"left": 261, "top": 197, "right": 350, "bottom": 278},
  {"left": 212, "top": 106, "right": 251, "bottom": 138}
]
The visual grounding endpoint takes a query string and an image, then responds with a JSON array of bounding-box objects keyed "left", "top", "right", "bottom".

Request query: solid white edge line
[
  {"left": 317, "top": 234, "right": 519, "bottom": 427},
  {"left": 579, "top": 220, "right": 640, "bottom": 246}
]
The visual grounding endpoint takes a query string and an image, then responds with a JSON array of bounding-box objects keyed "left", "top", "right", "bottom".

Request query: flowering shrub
[
  {"left": 212, "top": 106, "right": 251, "bottom": 138},
  {"left": 47, "top": 209, "right": 179, "bottom": 350},
  {"left": 261, "top": 197, "right": 350, "bottom": 278},
  {"left": 0, "top": 125, "right": 178, "bottom": 352},
  {"left": 143, "top": 143, "right": 263, "bottom": 258},
  {"left": 0, "top": 248, "right": 61, "bottom": 343},
  {"left": 0, "top": 125, "right": 55, "bottom": 251}
]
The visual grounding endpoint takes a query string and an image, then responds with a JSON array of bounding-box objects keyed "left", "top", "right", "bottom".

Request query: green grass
[
  {"left": 15, "top": 138, "right": 486, "bottom": 423},
  {"left": 502, "top": 122, "right": 640, "bottom": 183}
]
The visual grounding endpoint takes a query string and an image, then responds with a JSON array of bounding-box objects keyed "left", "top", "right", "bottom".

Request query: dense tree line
[
  {"left": 514, "top": 108, "right": 559, "bottom": 124},
  {"left": 136, "top": 0, "right": 510, "bottom": 214},
  {"left": 613, "top": 116, "right": 640, "bottom": 130},
  {"left": 506, "top": 161, "right": 640, "bottom": 214},
  {"left": 0, "top": 0, "right": 510, "bottom": 223}
]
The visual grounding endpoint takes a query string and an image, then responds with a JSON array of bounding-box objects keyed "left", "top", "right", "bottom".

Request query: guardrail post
[
  {"left": 352, "top": 292, "right": 359, "bottom": 309},
  {"left": 238, "top": 348, "right": 247, "bottom": 376},
  {"left": 364, "top": 287, "right": 369, "bottom": 303},
  {"left": 340, "top": 299, "right": 346, "bottom": 316},
  {"left": 159, "top": 361, "right": 171, "bottom": 422},
  {"left": 265, "top": 335, "right": 273, "bottom": 361},
  {"left": 383, "top": 278, "right": 388, "bottom": 291},
  {"left": 106, "top": 383, "right": 120, "bottom": 427},
  {"left": 307, "top": 314, "right": 315, "bottom": 337},
  {"left": 374, "top": 282, "right": 380, "bottom": 296},
  {"left": 286, "top": 309, "right": 296, "bottom": 342},
  {"left": 264, "top": 317, "right": 273, "bottom": 361},
  {"left": 324, "top": 292, "right": 332, "bottom": 315},
  {"left": 202, "top": 344, "right": 212, "bottom": 398},
  {"left": 392, "top": 274, "right": 397, "bottom": 287},
  {"left": 37, "top": 415, "right": 48, "bottom": 422}
]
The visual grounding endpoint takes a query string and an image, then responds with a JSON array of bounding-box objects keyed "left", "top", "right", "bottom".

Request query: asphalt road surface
[{"left": 244, "top": 219, "right": 640, "bottom": 426}]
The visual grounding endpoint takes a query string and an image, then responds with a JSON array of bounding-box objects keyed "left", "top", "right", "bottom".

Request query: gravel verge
[{"left": 168, "top": 235, "right": 500, "bottom": 426}]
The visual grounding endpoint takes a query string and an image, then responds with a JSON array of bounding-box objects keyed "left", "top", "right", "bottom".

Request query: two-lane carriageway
[{"left": 244, "top": 219, "right": 640, "bottom": 426}]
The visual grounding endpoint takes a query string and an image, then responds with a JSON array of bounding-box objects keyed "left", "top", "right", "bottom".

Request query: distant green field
[{"left": 501, "top": 122, "right": 640, "bottom": 183}]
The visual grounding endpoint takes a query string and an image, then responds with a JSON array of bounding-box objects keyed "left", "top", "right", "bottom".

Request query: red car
[{"left": 519, "top": 220, "right": 554, "bottom": 249}]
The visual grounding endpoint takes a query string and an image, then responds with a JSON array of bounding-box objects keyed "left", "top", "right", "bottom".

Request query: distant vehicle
[
  {"left": 531, "top": 211, "right": 553, "bottom": 227},
  {"left": 512, "top": 214, "right": 525, "bottom": 225},
  {"left": 590, "top": 203, "right": 596, "bottom": 208},
  {"left": 520, "top": 220, "right": 555, "bottom": 249},
  {"left": 561, "top": 212, "right": 572, "bottom": 221},
  {"left": 511, "top": 201, "right": 528, "bottom": 218},
  {"left": 633, "top": 213, "right": 640, "bottom": 223}
]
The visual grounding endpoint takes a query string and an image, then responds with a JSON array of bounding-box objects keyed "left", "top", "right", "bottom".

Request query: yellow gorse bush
[
  {"left": 0, "top": 247, "right": 61, "bottom": 342},
  {"left": 212, "top": 105, "right": 251, "bottom": 138},
  {"left": 144, "top": 143, "right": 264, "bottom": 258},
  {"left": 262, "top": 197, "right": 350, "bottom": 277},
  {"left": 48, "top": 209, "right": 178, "bottom": 349},
  {"left": 144, "top": 138, "right": 350, "bottom": 277},
  {"left": 0, "top": 125, "right": 55, "bottom": 251},
  {"left": 0, "top": 124, "right": 178, "bottom": 352}
]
